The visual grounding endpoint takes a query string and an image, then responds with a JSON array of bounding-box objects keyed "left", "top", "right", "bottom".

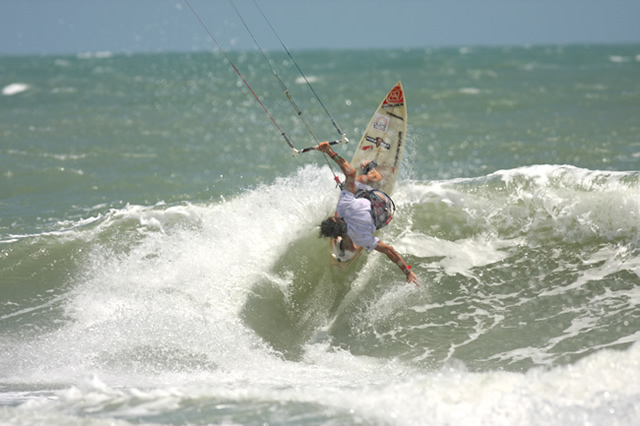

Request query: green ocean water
[{"left": 1, "top": 45, "right": 640, "bottom": 425}]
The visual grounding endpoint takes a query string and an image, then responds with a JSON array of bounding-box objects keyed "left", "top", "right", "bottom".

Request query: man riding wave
[{"left": 316, "top": 141, "right": 418, "bottom": 285}]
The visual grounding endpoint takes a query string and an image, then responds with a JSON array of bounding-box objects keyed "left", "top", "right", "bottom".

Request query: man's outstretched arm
[{"left": 375, "top": 241, "right": 419, "bottom": 285}]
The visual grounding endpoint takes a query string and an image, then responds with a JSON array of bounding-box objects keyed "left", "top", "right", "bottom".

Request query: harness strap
[{"left": 355, "top": 189, "right": 396, "bottom": 230}]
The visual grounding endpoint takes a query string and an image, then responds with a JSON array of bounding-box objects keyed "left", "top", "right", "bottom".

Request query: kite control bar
[{"left": 296, "top": 135, "right": 349, "bottom": 155}]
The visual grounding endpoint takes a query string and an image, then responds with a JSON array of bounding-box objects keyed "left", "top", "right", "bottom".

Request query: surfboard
[{"left": 330, "top": 81, "right": 407, "bottom": 268}]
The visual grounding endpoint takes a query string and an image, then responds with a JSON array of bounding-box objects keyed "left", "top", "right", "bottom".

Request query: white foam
[
  {"left": 296, "top": 75, "right": 318, "bottom": 84},
  {"left": 395, "top": 233, "right": 512, "bottom": 277},
  {"left": 355, "top": 343, "right": 640, "bottom": 425},
  {"left": 9, "top": 342, "right": 639, "bottom": 425},
  {"left": 2, "top": 83, "right": 29, "bottom": 96},
  {"left": 609, "top": 55, "right": 630, "bottom": 63},
  {"left": 76, "top": 51, "right": 113, "bottom": 59},
  {"left": 459, "top": 87, "right": 481, "bottom": 95},
  {"left": 476, "top": 165, "right": 640, "bottom": 242}
]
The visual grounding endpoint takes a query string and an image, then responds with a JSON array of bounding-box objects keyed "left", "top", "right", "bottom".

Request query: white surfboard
[{"left": 331, "top": 81, "right": 407, "bottom": 268}]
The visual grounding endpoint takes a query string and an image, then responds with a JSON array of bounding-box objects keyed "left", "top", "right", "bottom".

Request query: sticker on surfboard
[
  {"left": 372, "top": 114, "right": 389, "bottom": 133},
  {"left": 382, "top": 84, "right": 405, "bottom": 107}
]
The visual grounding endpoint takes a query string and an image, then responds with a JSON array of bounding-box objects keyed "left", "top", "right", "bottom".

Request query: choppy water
[{"left": 1, "top": 44, "right": 640, "bottom": 425}]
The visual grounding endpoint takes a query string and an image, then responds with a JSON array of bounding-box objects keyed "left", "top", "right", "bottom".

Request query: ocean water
[{"left": 1, "top": 44, "right": 640, "bottom": 425}]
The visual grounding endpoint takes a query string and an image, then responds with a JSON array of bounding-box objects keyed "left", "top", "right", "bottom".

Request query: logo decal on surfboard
[
  {"left": 372, "top": 114, "right": 389, "bottom": 133},
  {"left": 363, "top": 136, "right": 391, "bottom": 150},
  {"left": 382, "top": 84, "right": 404, "bottom": 107}
]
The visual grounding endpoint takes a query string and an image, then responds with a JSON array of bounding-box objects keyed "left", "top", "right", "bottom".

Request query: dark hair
[{"left": 319, "top": 217, "right": 347, "bottom": 238}]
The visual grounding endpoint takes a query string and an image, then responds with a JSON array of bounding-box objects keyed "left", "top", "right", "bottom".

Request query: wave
[
  {"left": 2, "top": 164, "right": 639, "bottom": 351},
  {"left": 1, "top": 163, "right": 639, "bottom": 423},
  {"left": 2, "top": 165, "right": 638, "bottom": 352}
]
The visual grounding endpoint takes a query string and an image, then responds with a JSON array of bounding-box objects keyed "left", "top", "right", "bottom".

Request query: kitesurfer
[{"left": 316, "top": 141, "right": 418, "bottom": 285}]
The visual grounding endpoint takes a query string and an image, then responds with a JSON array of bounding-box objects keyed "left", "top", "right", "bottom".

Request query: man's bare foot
[{"left": 358, "top": 160, "right": 382, "bottom": 183}]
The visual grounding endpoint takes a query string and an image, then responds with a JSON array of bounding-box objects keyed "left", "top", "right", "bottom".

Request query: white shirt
[{"left": 336, "top": 186, "right": 379, "bottom": 251}]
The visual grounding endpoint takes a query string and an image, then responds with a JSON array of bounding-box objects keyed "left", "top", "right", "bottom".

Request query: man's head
[{"left": 319, "top": 216, "right": 347, "bottom": 238}]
